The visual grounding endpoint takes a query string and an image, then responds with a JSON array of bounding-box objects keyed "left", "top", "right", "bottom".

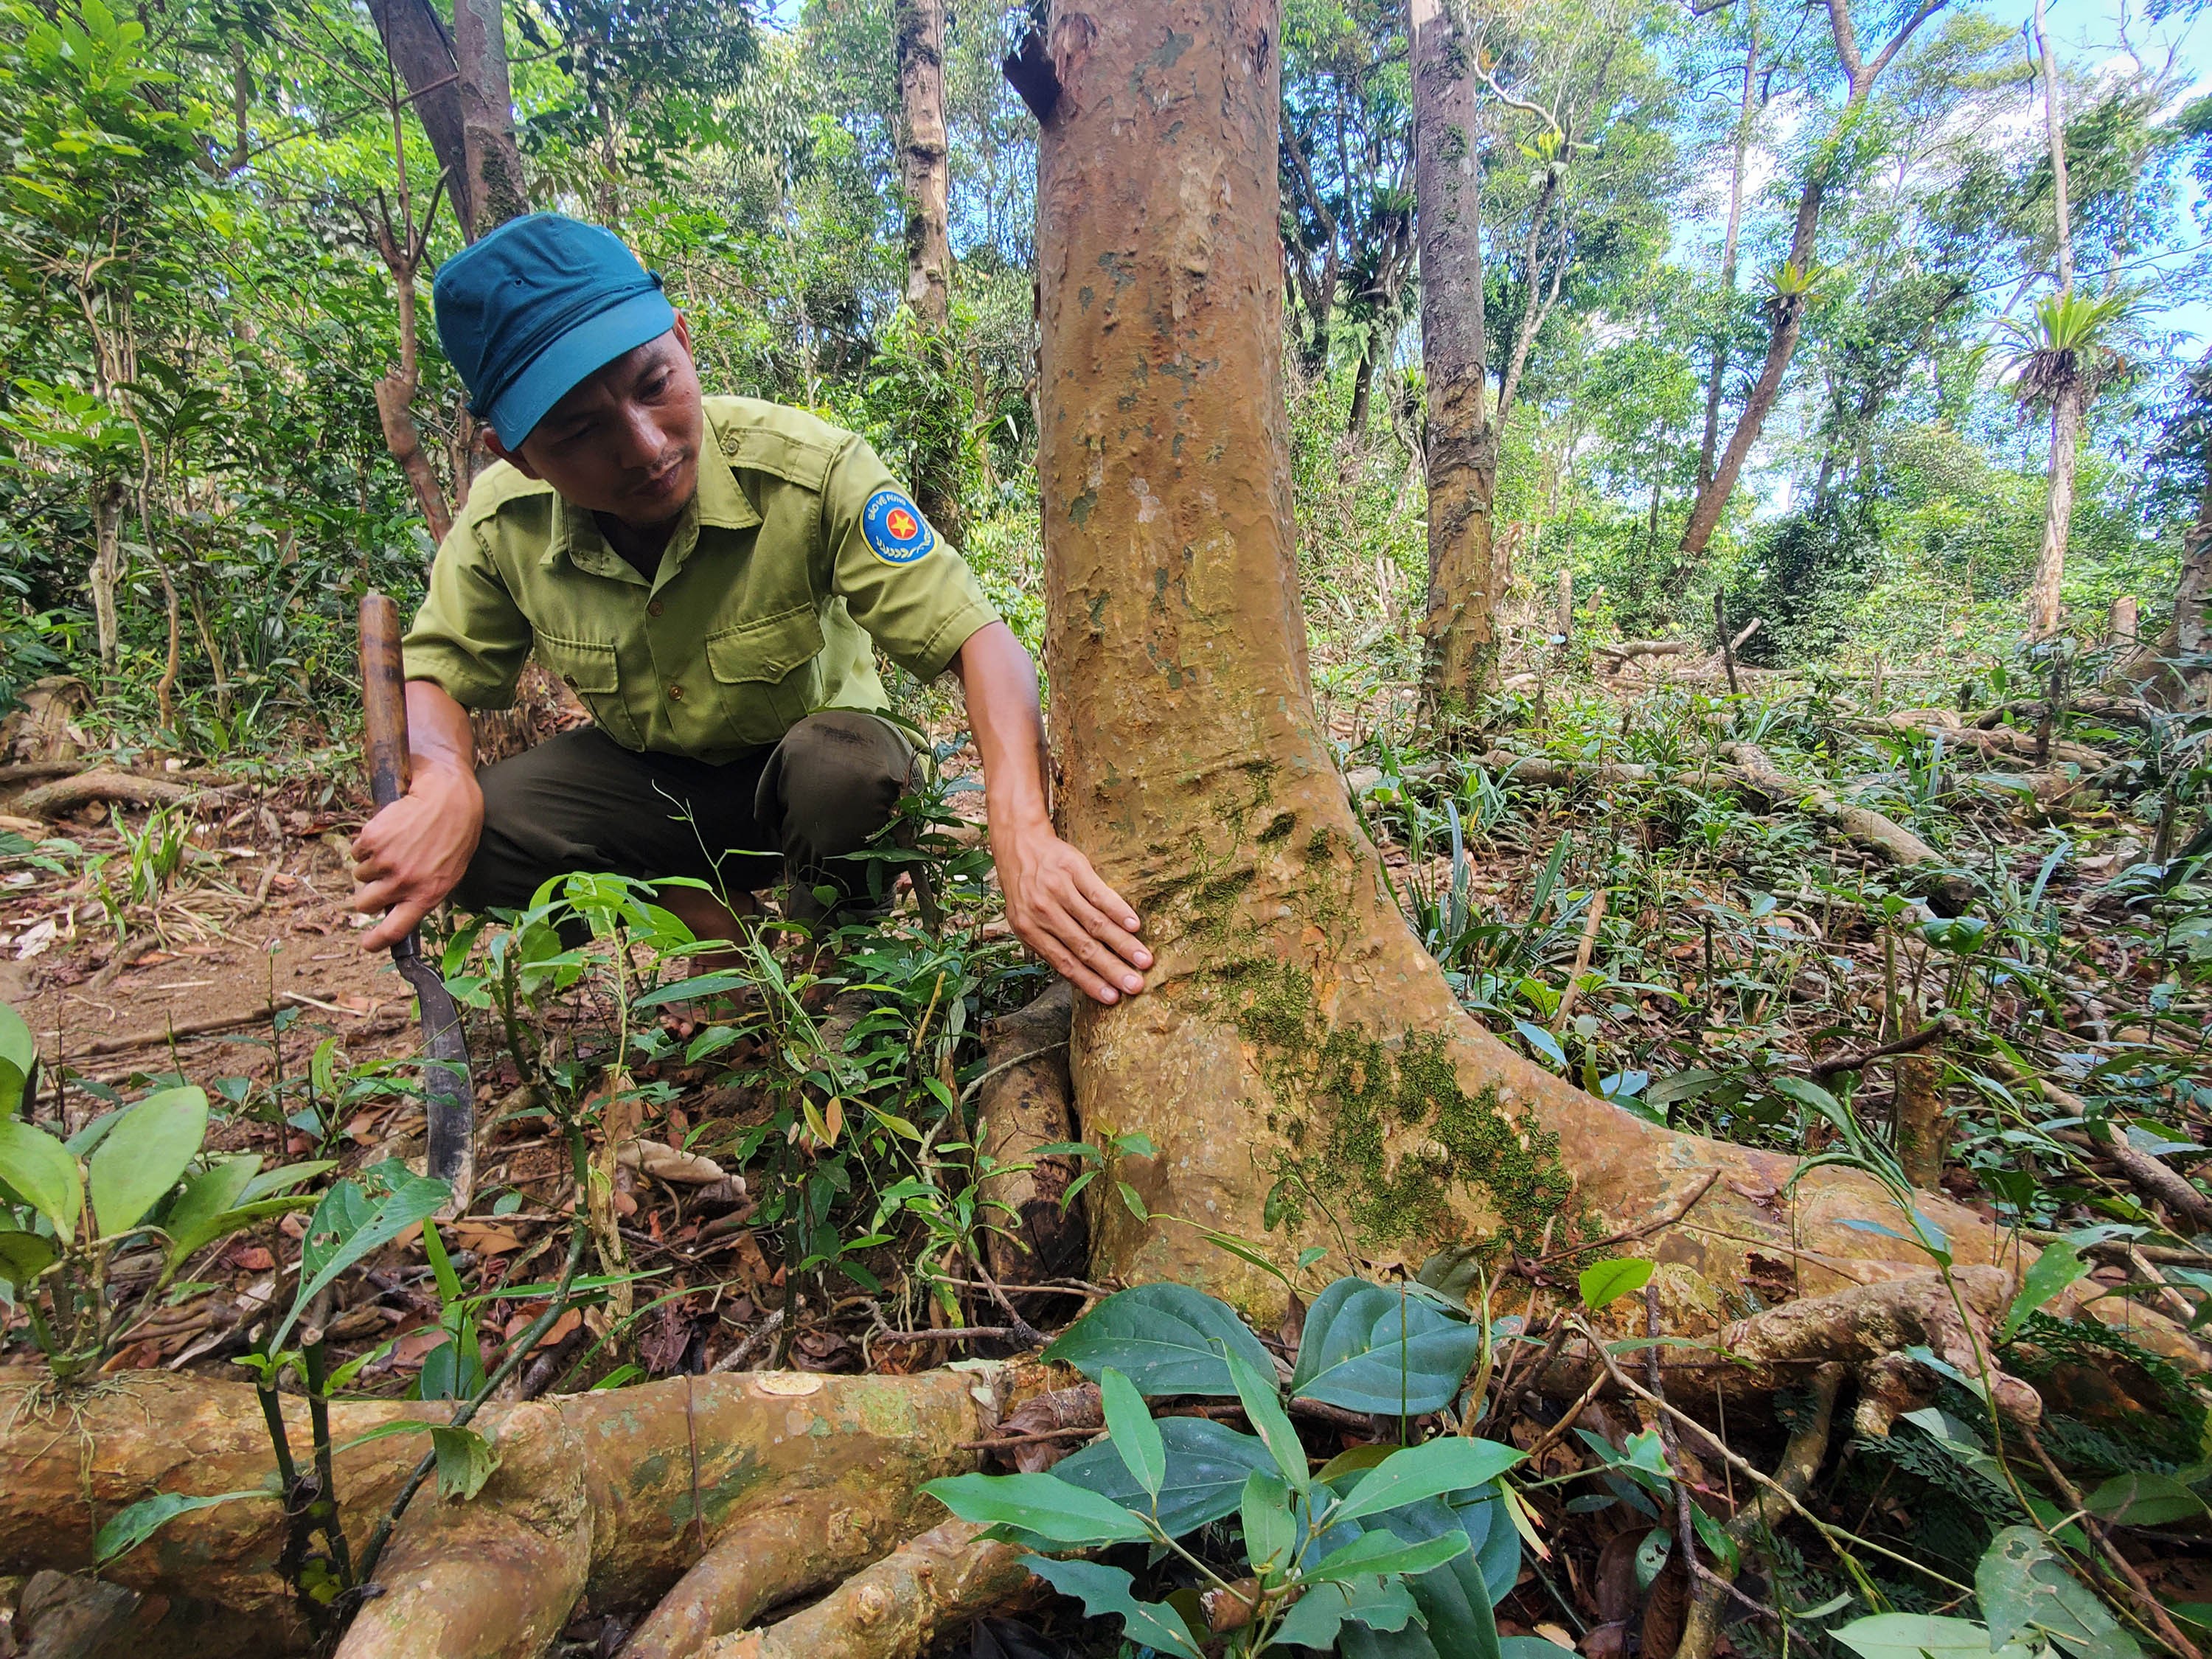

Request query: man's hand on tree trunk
[
  {"left": 991, "top": 815, "right": 1150, "bottom": 1004},
  {"left": 951, "top": 622, "right": 1150, "bottom": 1005}
]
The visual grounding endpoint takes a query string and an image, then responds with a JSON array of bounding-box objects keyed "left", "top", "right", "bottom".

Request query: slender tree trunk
[
  {"left": 88, "top": 478, "right": 125, "bottom": 685},
  {"left": 2026, "top": 0, "right": 2076, "bottom": 636},
  {"left": 2036, "top": 0, "right": 2073, "bottom": 298},
  {"left": 894, "top": 0, "right": 961, "bottom": 543},
  {"left": 1410, "top": 0, "right": 1495, "bottom": 724},
  {"left": 1673, "top": 175, "right": 1820, "bottom": 569},
  {"left": 367, "top": 0, "right": 473, "bottom": 235},
  {"left": 1675, "top": 0, "right": 1951, "bottom": 578},
  {"left": 1346, "top": 339, "right": 1377, "bottom": 437},
  {"left": 1034, "top": 0, "right": 2027, "bottom": 1327},
  {"left": 453, "top": 0, "right": 527, "bottom": 237},
  {"left": 1697, "top": 31, "right": 1759, "bottom": 497},
  {"left": 895, "top": 0, "right": 953, "bottom": 331},
  {"left": 2030, "top": 378, "right": 2084, "bottom": 636}
]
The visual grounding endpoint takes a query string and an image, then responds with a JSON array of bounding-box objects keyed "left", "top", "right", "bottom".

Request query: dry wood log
[
  {"left": 1597, "top": 639, "right": 1695, "bottom": 664},
  {"left": 1974, "top": 692, "right": 2158, "bottom": 731},
  {"left": 0, "top": 1365, "right": 1011, "bottom": 1659},
  {"left": 1853, "top": 714, "right": 2110, "bottom": 770},
  {"left": 1722, "top": 742, "right": 1974, "bottom": 914},
  {"left": 10, "top": 770, "right": 230, "bottom": 819},
  {"left": 975, "top": 981, "right": 1085, "bottom": 1286}
]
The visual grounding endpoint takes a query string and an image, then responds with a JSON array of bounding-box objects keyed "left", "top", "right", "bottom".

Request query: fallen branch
[
  {"left": 1809, "top": 1015, "right": 1958, "bottom": 1079},
  {"left": 1723, "top": 742, "right": 1974, "bottom": 915},
  {"left": 1674, "top": 1363, "right": 1847, "bottom": 1659},
  {"left": 10, "top": 770, "right": 232, "bottom": 819}
]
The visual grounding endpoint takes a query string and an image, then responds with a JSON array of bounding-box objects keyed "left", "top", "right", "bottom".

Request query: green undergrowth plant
[
  {"left": 0, "top": 998, "right": 328, "bottom": 1382},
  {"left": 928, "top": 1274, "right": 1549, "bottom": 1658}
]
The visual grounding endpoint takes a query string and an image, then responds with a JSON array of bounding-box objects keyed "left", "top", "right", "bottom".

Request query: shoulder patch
[{"left": 861, "top": 489, "right": 936, "bottom": 566}]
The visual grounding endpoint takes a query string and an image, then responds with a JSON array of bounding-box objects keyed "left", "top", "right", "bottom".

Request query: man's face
[{"left": 488, "top": 314, "right": 705, "bottom": 529}]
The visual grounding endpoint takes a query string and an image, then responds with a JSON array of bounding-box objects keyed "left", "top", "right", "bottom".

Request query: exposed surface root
[
  {"left": 1542, "top": 1270, "right": 2047, "bottom": 1424},
  {"left": 0, "top": 1366, "right": 1009, "bottom": 1657},
  {"left": 699, "top": 1520, "right": 1037, "bottom": 1659},
  {"left": 975, "top": 981, "right": 1084, "bottom": 1286}
]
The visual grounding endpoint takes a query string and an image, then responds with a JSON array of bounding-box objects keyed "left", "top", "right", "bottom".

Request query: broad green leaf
[
  {"left": 1290, "top": 1277, "right": 1485, "bottom": 1416},
  {"left": 922, "top": 1471, "right": 1152, "bottom": 1545},
  {"left": 1578, "top": 1257, "right": 1655, "bottom": 1311},
  {"left": 1053, "top": 1416, "right": 1276, "bottom": 1537},
  {"left": 162, "top": 1157, "right": 258, "bottom": 1249},
  {"left": 1241, "top": 1470, "right": 1298, "bottom": 1575},
  {"left": 1271, "top": 1570, "right": 1422, "bottom": 1651},
  {"left": 1329, "top": 1437, "right": 1525, "bottom": 1527},
  {"left": 159, "top": 1197, "right": 318, "bottom": 1286},
  {"left": 1022, "top": 1557, "right": 1203, "bottom": 1659},
  {"left": 2083, "top": 1470, "right": 2210, "bottom": 1528},
  {"left": 430, "top": 1426, "right": 500, "bottom": 1501},
  {"left": 1043, "top": 1281, "right": 1274, "bottom": 1397},
  {"left": 88, "top": 1086, "right": 206, "bottom": 1234},
  {"left": 0, "top": 1059, "right": 23, "bottom": 1122},
  {"left": 1833, "top": 1614, "right": 2031, "bottom": 1659},
  {"left": 1228, "top": 1351, "right": 1307, "bottom": 1493},
  {"left": 1999, "top": 1242, "right": 2090, "bottom": 1342},
  {"left": 1099, "top": 1367, "right": 1164, "bottom": 1502},
  {"left": 95, "top": 1488, "right": 273, "bottom": 1565},
  {"left": 240, "top": 1159, "right": 336, "bottom": 1202},
  {"left": 0, "top": 1117, "right": 79, "bottom": 1238},
  {"left": 0, "top": 1001, "right": 33, "bottom": 1075},
  {"left": 269, "top": 1162, "right": 451, "bottom": 1354},
  {"left": 0, "top": 1228, "right": 58, "bottom": 1287},
  {"left": 1977, "top": 1525, "right": 2144, "bottom": 1659},
  {"left": 1315, "top": 1441, "right": 1400, "bottom": 1485},
  {"left": 1308, "top": 1526, "right": 1468, "bottom": 1585}
]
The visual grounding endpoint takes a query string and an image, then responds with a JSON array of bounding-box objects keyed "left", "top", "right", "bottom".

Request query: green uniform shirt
[{"left": 402, "top": 396, "right": 999, "bottom": 764}]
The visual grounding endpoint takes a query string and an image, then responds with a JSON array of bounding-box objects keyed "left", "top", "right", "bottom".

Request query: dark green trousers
[{"left": 456, "top": 711, "right": 916, "bottom": 919}]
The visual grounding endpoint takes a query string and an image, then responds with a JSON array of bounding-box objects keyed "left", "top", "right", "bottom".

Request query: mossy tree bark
[{"left": 1030, "top": 0, "right": 2174, "bottom": 1349}]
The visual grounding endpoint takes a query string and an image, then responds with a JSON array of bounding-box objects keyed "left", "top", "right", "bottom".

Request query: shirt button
[
  {"left": 647, "top": 600, "right": 664, "bottom": 618},
  {"left": 667, "top": 684, "right": 684, "bottom": 702}
]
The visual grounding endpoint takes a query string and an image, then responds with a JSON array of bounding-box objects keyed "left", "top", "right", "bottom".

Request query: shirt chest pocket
[
  {"left": 704, "top": 603, "right": 826, "bottom": 748},
  {"left": 533, "top": 632, "right": 642, "bottom": 748}
]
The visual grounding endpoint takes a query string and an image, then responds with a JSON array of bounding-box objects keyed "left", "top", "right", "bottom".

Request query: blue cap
[{"left": 432, "top": 213, "right": 678, "bottom": 445}]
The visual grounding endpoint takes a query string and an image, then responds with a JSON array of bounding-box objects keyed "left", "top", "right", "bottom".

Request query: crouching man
[{"left": 350, "top": 212, "right": 1147, "bottom": 1006}]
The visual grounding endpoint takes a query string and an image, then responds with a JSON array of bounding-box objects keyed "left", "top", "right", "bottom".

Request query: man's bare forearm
[
  {"left": 952, "top": 621, "right": 1149, "bottom": 1003},
  {"left": 951, "top": 622, "right": 1052, "bottom": 834},
  {"left": 406, "top": 678, "right": 478, "bottom": 787}
]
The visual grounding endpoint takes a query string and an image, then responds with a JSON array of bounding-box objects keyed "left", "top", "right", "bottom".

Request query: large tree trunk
[
  {"left": 1035, "top": 0, "right": 2076, "bottom": 1337},
  {"left": 894, "top": 0, "right": 953, "bottom": 332},
  {"left": 1695, "top": 30, "right": 1758, "bottom": 497},
  {"left": 453, "top": 0, "right": 528, "bottom": 237},
  {"left": 1410, "top": 0, "right": 1496, "bottom": 723},
  {"left": 2030, "top": 376, "right": 2084, "bottom": 636}
]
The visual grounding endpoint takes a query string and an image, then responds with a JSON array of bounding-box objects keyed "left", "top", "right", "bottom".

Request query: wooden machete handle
[{"left": 358, "top": 591, "right": 411, "bottom": 813}]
